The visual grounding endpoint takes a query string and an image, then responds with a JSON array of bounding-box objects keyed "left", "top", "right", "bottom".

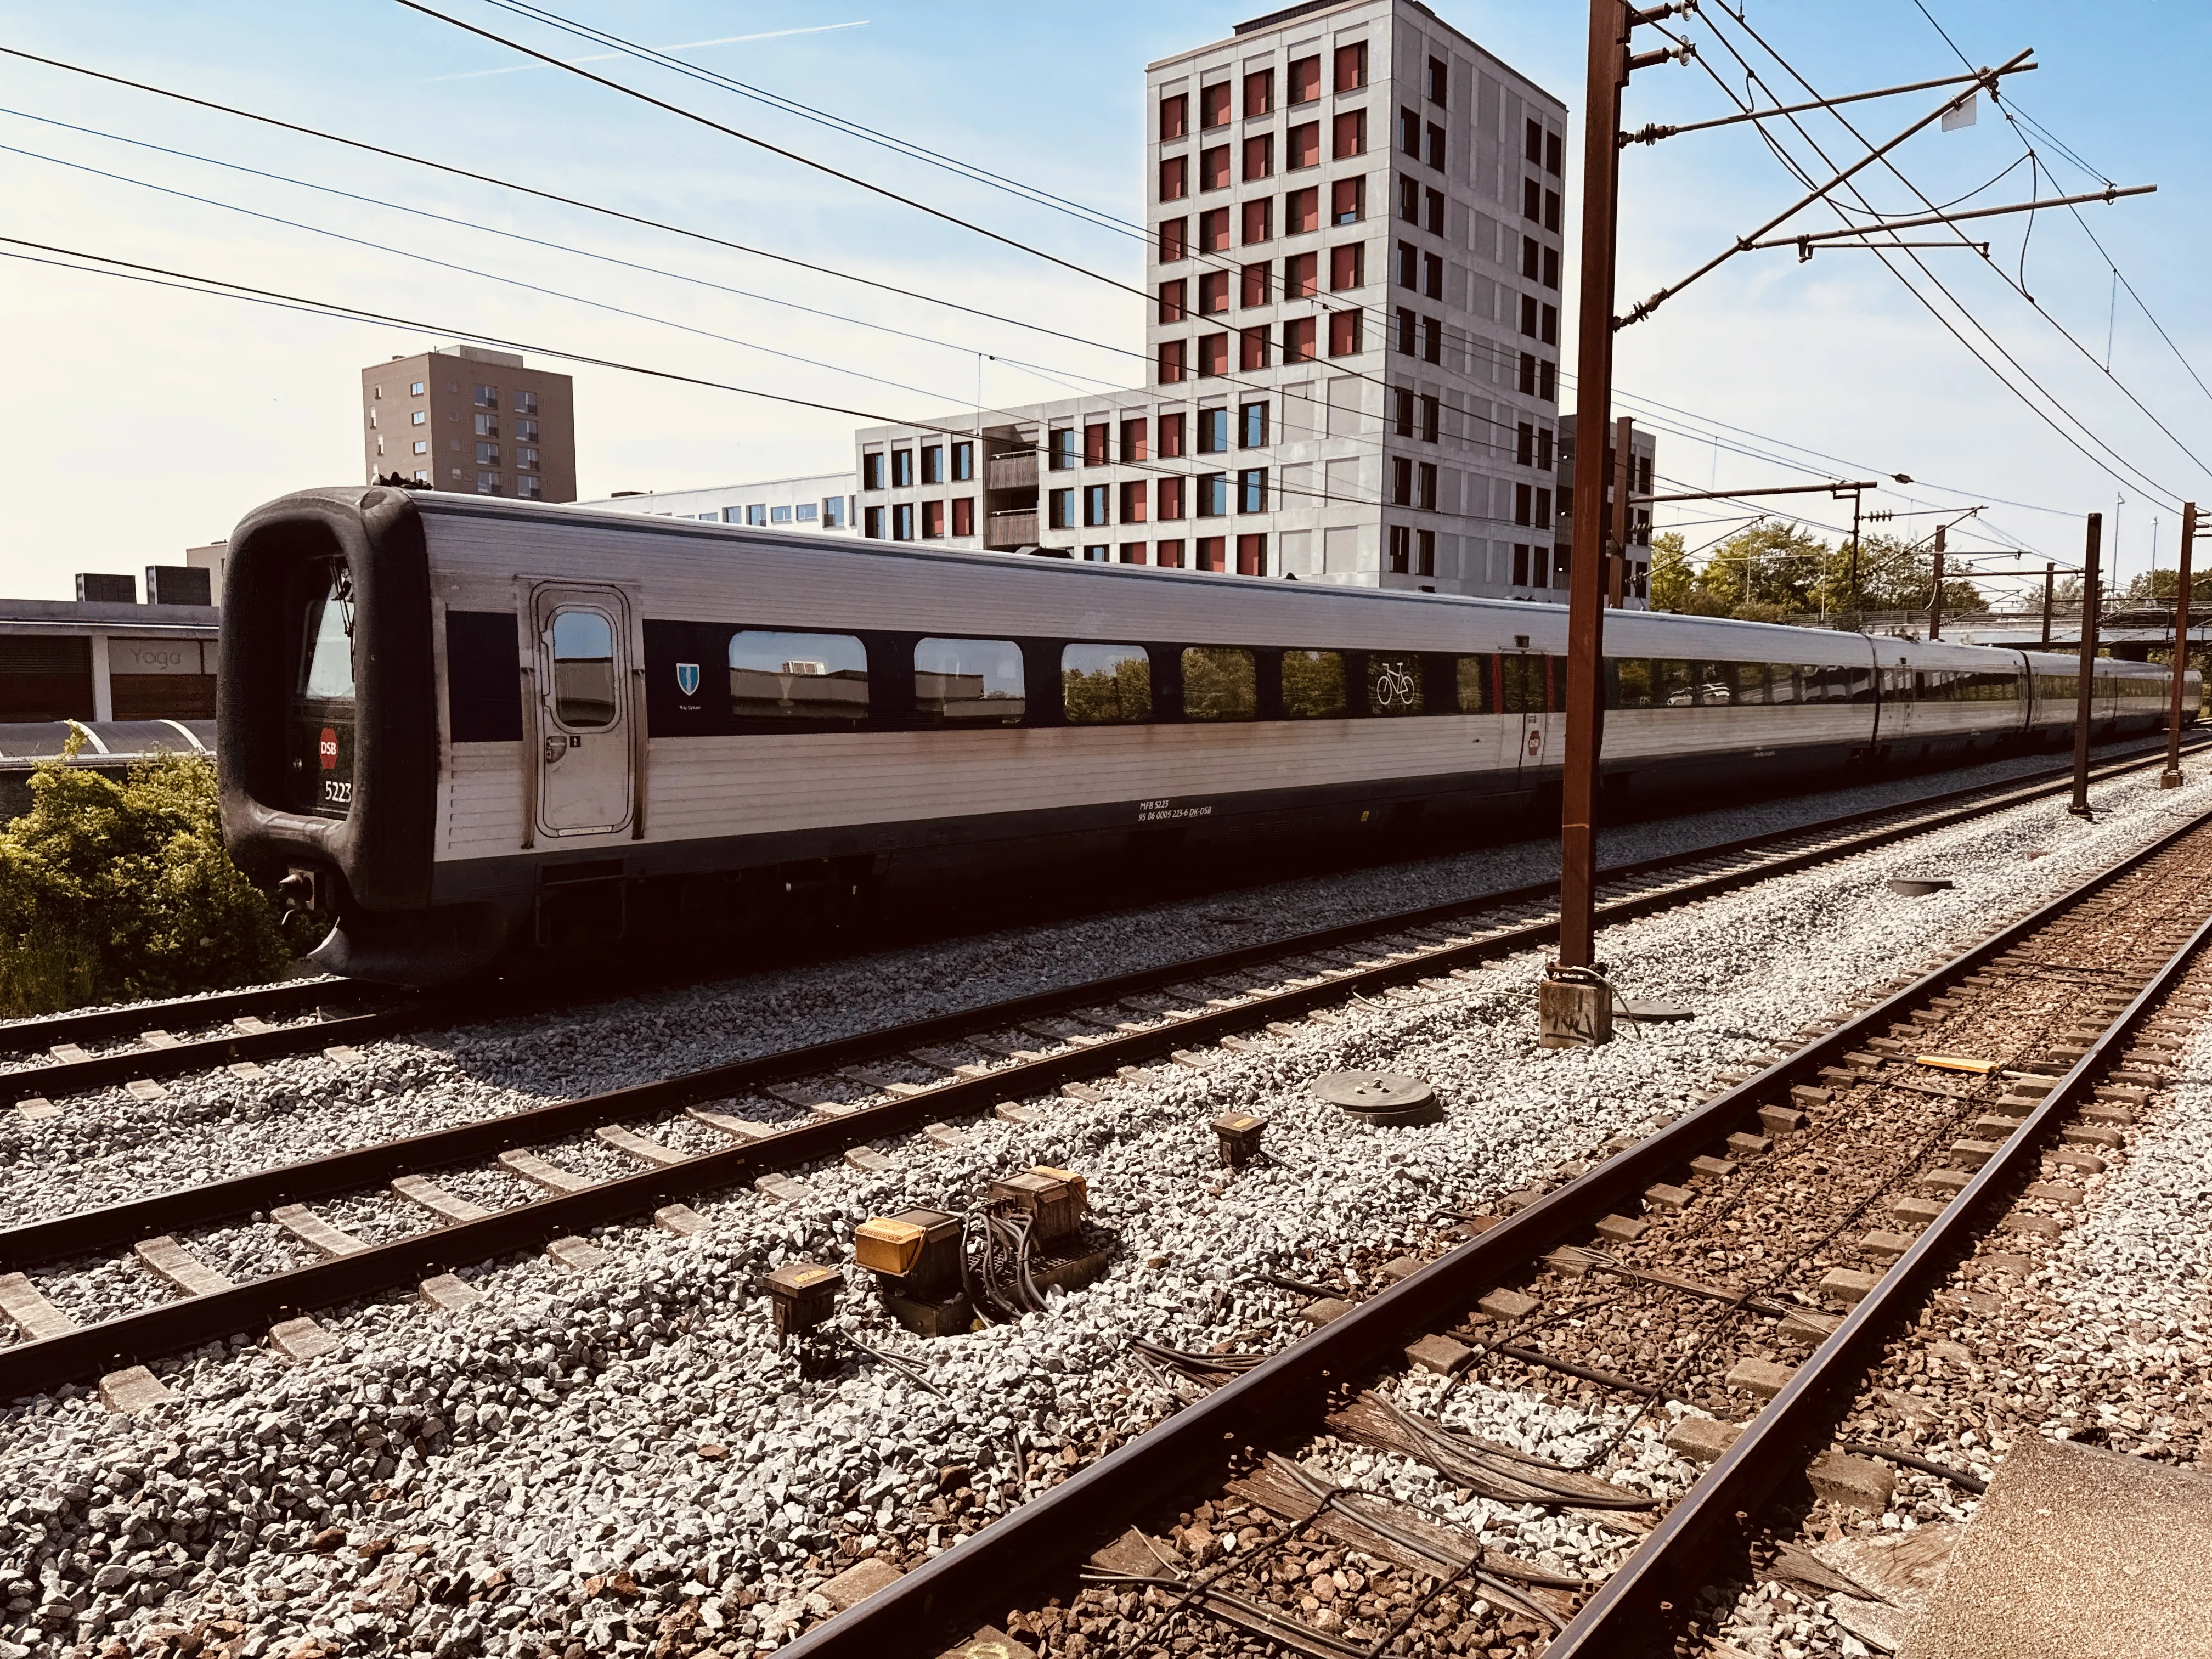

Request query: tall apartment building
[
  {"left": 599, "top": 1, "right": 1652, "bottom": 603},
  {"left": 360, "top": 345, "right": 577, "bottom": 501}
]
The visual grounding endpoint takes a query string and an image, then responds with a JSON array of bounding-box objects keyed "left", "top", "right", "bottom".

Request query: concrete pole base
[
  {"left": 1538, "top": 976, "right": 1613, "bottom": 1049},
  {"left": 2160, "top": 769, "right": 2184, "bottom": 790}
]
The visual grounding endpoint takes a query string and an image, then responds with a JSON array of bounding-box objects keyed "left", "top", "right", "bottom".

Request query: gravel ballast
[{"left": 3, "top": 758, "right": 2208, "bottom": 1659}]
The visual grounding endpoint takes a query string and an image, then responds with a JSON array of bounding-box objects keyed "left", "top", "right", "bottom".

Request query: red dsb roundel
[{"left": 319, "top": 728, "right": 338, "bottom": 769}]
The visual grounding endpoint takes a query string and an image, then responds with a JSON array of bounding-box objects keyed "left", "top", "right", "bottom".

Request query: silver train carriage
[{"left": 217, "top": 488, "right": 2192, "bottom": 983}]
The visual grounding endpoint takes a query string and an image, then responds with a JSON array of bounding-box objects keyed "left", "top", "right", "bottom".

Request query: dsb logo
[{"left": 319, "top": 728, "right": 338, "bottom": 769}]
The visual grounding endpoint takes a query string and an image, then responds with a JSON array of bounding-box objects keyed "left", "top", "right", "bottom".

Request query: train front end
[{"left": 218, "top": 486, "right": 504, "bottom": 982}]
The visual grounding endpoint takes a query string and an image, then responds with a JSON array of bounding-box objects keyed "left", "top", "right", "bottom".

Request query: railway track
[
  {"left": 760, "top": 801, "right": 2212, "bottom": 1657},
  {"left": 0, "top": 740, "right": 2203, "bottom": 1403},
  {"left": 0, "top": 734, "right": 2197, "bottom": 1113}
]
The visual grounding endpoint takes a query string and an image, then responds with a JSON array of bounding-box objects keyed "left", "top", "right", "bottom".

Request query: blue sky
[{"left": 0, "top": 0, "right": 2204, "bottom": 604}]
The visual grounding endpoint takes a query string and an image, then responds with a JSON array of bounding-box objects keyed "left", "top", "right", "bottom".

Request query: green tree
[
  {"left": 2124, "top": 566, "right": 2212, "bottom": 606},
  {"left": 0, "top": 748, "right": 296, "bottom": 1016},
  {"left": 1701, "top": 520, "right": 1831, "bottom": 620},
  {"left": 1646, "top": 531, "right": 1696, "bottom": 613}
]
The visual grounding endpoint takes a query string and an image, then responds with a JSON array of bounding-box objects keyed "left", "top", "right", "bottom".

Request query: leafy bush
[{"left": 0, "top": 747, "right": 297, "bottom": 1017}]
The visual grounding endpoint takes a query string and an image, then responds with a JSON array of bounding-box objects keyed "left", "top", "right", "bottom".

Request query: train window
[
  {"left": 729, "top": 630, "right": 870, "bottom": 725},
  {"left": 1502, "top": 655, "right": 1544, "bottom": 714},
  {"left": 1283, "top": 649, "right": 1347, "bottom": 718},
  {"left": 1455, "top": 654, "right": 1494, "bottom": 714},
  {"left": 1182, "top": 647, "right": 1256, "bottom": 720},
  {"left": 1062, "top": 643, "right": 1153, "bottom": 725},
  {"left": 1721, "top": 662, "right": 1768, "bottom": 706},
  {"left": 1656, "top": 659, "right": 1692, "bottom": 707},
  {"left": 1693, "top": 663, "right": 1736, "bottom": 706},
  {"left": 1368, "top": 651, "right": 1425, "bottom": 716},
  {"left": 549, "top": 610, "right": 617, "bottom": 729},
  {"left": 300, "top": 572, "right": 356, "bottom": 702},
  {"left": 914, "top": 637, "right": 1025, "bottom": 726}
]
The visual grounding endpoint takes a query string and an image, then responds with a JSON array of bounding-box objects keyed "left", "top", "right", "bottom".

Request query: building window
[
  {"left": 1239, "top": 325, "right": 1269, "bottom": 371},
  {"left": 1535, "top": 488, "right": 1553, "bottom": 531},
  {"left": 952, "top": 497, "right": 974, "bottom": 537},
  {"left": 892, "top": 503, "right": 916, "bottom": 540},
  {"left": 1541, "top": 359, "right": 1558, "bottom": 400},
  {"left": 1161, "top": 91, "right": 1188, "bottom": 139},
  {"left": 1396, "top": 240, "right": 1417, "bottom": 288},
  {"left": 1524, "top": 178, "right": 1542, "bottom": 222},
  {"left": 1243, "top": 133, "right": 1273, "bottom": 181},
  {"left": 1084, "top": 422, "right": 1110, "bottom": 465},
  {"left": 920, "top": 500, "right": 945, "bottom": 538},
  {"left": 1285, "top": 188, "right": 1319, "bottom": 235},
  {"left": 1399, "top": 108, "right": 1420, "bottom": 156},
  {"left": 1121, "top": 417, "right": 1149, "bottom": 461},
  {"left": 1515, "top": 482, "right": 1532, "bottom": 525},
  {"left": 771, "top": 505, "right": 793, "bottom": 524},
  {"left": 797, "top": 503, "right": 819, "bottom": 523},
  {"left": 1195, "top": 473, "right": 1228, "bottom": 517},
  {"left": 518, "top": 476, "right": 542, "bottom": 500},
  {"left": 515, "top": 417, "right": 539, "bottom": 442},
  {"left": 1519, "top": 351, "right": 1538, "bottom": 395},
  {"left": 1235, "top": 533, "right": 1266, "bottom": 576},
  {"left": 1400, "top": 173, "right": 1420, "bottom": 222},
  {"left": 1421, "top": 396, "right": 1440, "bottom": 443},
  {"left": 1388, "top": 523, "right": 1411, "bottom": 573},
  {"left": 1048, "top": 488, "right": 1075, "bottom": 530},
  {"left": 1527, "top": 119, "right": 1544, "bottom": 164},
  {"left": 1421, "top": 316, "right": 1442, "bottom": 364},
  {"left": 1289, "top": 54, "right": 1320, "bottom": 104},
  {"left": 1328, "top": 309, "right": 1362, "bottom": 356},
  {"left": 1048, "top": 428, "right": 1077, "bottom": 470},
  {"left": 1084, "top": 484, "right": 1110, "bottom": 527},
  {"left": 864, "top": 505, "right": 884, "bottom": 539},
  {"left": 1394, "top": 387, "right": 1415, "bottom": 437},
  {"left": 1240, "top": 402, "right": 1269, "bottom": 447},
  {"left": 1424, "top": 253, "right": 1444, "bottom": 300},
  {"left": 1199, "top": 270, "right": 1230, "bottom": 314},
  {"left": 411, "top": 410, "right": 426, "bottom": 426},
  {"left": 1395, "top": 306, "right": 1415, "bottom": 354},
  {"left": 1201, "top": 207, "right": 1231, "bottom": 251},
  {"left": 1331, "top": 176, "right": 1364, "bottom": 225},
  {"left": 1201, "top": 81, "right": 1232, "bottom": 128},
  {"left": 1120, "top": 480, "right": 1148, "bottom": 523},
  {"left": 515, "top": 389, "right": 538, "bottom": 415},
  {"left": 1244, "top": 66, "right": 1273, "bottom": 117},
  {"left": 1160, "top": 217, "right": 1188, "bottom": 262},
  {"left": 1541, "top": 303, "right": 1558, "bottom": 346},
  {"left": 1157, "top": 477, "right": 1185, "bottom": 521},
  {"left": 1159, "top": 278, "right": 1188, "bottom": 323},
  {"left": 473, "top": 384, "right": 498, "bottom": 408},
  {"left": 1520, "top": 293, "right": 1539, "bottom": 337},
  {"left": 1330, "top": 242, "right": 1364, "bottom": 290},
  {"left": 475, "top": 413, "right": 499, "bottom": 437},
  {"left": 823, "top": 496, "right": 847, "bottom": 528},
  {"left": 476, "top": 442, "right": 500, "bottom": 465},
  {"left": 1238, "top": 468, "right": 1268, "bottom": 513},
  {"left": 922, "top": 444, "right": 945, "bottom": 484},
  {"left": 1417, "top": 528, "right": 1435, "bottom": 576},
  {"left": 1197, "top": 535, "right": 1227, "bottom": 572},
  {"left": 1242, "top": 198, "right": 1272, "bottom": 244},
  {"left": 1332, "top": 108, "right": 1367, "bottom": 159},
  {"left": 1394, "top": 458, "right": 1414, "bottom": 506},
  {"left": 1120, "top": 542, "right": 1147, "bottom": 565},
  {"left": 1426, "top": 123, "right": 1446, "bottom": 171},
  {"left": 1513, "top": 543, "right": 1531, "bottom": 586},
  {"left": 476, "top": 471, "right": 502, "bottom": 495},
  {"left": 410, "top": 380, "right": 425, "bottom": 396},
  {"left": 1197, "top": 407, "right": 1229, "bottom": 453},
  {"left": 1288, "top": 121, "right": 1319, "bottom": 170},
  {"left": 1082, "top": 545, "right": 1110, "bottom": 562},
  {"left": 1335, "top": 41, "right": 1366, "bottom": 91},
  {"left": 1284, "top": 251, "right": 1318, "bottom": 297},
  {"left": 1426, "top": 188, "right": 1445, "bottom": 235},
  {"left": 1201, "top": 145, "right": 1231, "bottom": 191},
  {"left": 1159, "top": 411, "right": 1186, "bottom": 457},
  {"left": 517, "top": 445, "right": 539, "bottom": 471},
  {"left": 1198, "top": 333, "right": 1229, "bottom": 377},
  {"left": 410, "top": 438, "right": 428, "bottom": 455},
  {"left": 413, "top": 469, "right": 430, "bottom": 483},
  {"left": 1159, "top": 155, "right": 1188, "bottom": 200},
  {"left": 1417, "top": 462, "right": 1437, "bottom": 510},
  {"left": 1547, "top": 130, "right": 1564, "bottom": 176},
  {"left": 891, "top": 449, "right": 915, "bottom": 488},
  {"left": 746, "top": 504, "right": 768, "bottom": 526},
  {"left": 1545, "top": 189, "right": 1562, "bottom": 232},
  {"left": 1156, "top": 538, "right": 1185, "bottom": 568},
  {"left": 1240, "top": 261, "right": 1271, "bottom": 307},
  {"left": 862, "top": 452, "right": 885, "bottom": 490},
  {"left": 1544, "top": 246, "right": 1560, "bottom": 288}
]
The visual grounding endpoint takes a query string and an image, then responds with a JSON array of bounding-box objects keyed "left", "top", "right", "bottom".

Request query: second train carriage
[{"left": 217, "top": 488, "right": 2190, "bottom": 983}]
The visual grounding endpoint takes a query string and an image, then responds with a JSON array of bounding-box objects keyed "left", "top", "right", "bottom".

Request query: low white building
[{"left": 574, "top": 472, "right": 856, "bottom": 534}]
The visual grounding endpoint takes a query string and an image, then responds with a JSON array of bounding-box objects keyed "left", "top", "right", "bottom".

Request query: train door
[
  {"left": 532, "top": 584, "right": 633, "bottom": 837},
  {"left": 1503, "top": 652, "right": 1547, "bottom": 769}
]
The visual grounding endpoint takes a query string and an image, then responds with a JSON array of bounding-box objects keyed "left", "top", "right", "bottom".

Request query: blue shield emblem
[{"left": 675, "top": 663, "right": 701, "bottom": 696}]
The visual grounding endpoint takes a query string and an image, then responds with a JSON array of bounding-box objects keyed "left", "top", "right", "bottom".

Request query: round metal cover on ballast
[
  {"left": 1887, "top": 876, "right": 1956, "bottom": 896},
  {"left": 1313, "top": 1070, "right": 1441, "bottom": 1125}
]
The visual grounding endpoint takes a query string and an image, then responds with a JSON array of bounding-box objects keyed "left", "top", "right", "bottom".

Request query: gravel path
[{"left": 1, "top": 755, "right": 2205, "bottom": 1659}]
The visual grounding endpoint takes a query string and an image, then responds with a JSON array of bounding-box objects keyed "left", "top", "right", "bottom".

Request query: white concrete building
[{"left": 575, "top": 472, "right": 857, "bottom": 534}]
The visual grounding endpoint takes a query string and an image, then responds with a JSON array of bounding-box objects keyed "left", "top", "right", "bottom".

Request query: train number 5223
[{"left": 322, "top": 780, "right": 354, "bottom": 806}]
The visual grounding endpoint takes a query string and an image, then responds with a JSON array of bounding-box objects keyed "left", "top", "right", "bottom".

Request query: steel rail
[
  {"left": 1, "top": 735, "right": 2191, "bottom": 1116},
  {"left": 769, "top": 803, "right": 2212, "bottom": 1657},
  {"left": 1, "top": 738, "right": 2181, "bottom": 1283},
  {"left": 1541, "top": 819, "right": 2212, "bottom": 1652}
]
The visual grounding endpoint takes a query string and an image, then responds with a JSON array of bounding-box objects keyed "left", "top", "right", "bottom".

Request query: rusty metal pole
[
  {"left": 2069, "top": 513, "right": 2102, "bottom": 818},
  {"left": 2164, "top": 500, "right": 2197, "bottom": 787},
  {"left": 1543, "top": 0, "right": 1630, "bottom": 1048},
  {"left": 1608, "top": 417, "right": 1635, "bottom": 608},
  {"left": 1928, "top": 522, "right": 1945, "bottom": 640},
  {"left": 2041, "top": 562, "right": 2054, "bottom": 646}
]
